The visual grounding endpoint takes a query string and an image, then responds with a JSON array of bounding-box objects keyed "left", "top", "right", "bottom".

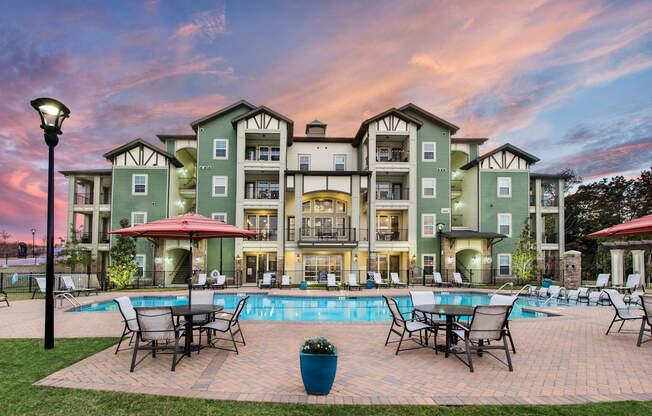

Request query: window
[
  {"left": 336, "top": 200, "right": 346, "bottom": 213},
  {"left": 497, "top": 177, "right": 511, "bottom": 197},
  {"left": 213, "top": 139, "right": 228, "bottom": 159},
  {"left": 498, "top": 254, "right": 511, "bottom": 276},
  {"left": 313, "top": 199, "right": 333, "bottom": 213},
  {"left": 302, "top": 201, "right": 311, "bottom": 213},
  {"left": 271, "top": 147, "right": 280, "bottom": 161},
  {"left": 422, "top": 214, "right": 436, "bottom": 237},
  {"left": 423, "top": 254, "right": 435, "bottom": 276},
  {"left": 334, "top": 155, "right": 346, "bottom": 171},
  {"left": 135, "top": 255, "right": 145, "bottom": 277},
  {"left": 245, "top": 146, "right": 256, "bottom": 160},
  {"left": 422, "top": 178, "right": 436, "bottom": 198},
  {"left": 299, "top": 154, "right": 310, "bottom": 171},
  {"left": 131, "top": 211, "right": 147, "bottom": 225},
  {"left": 259, "top": 146, "right": 269, "bottom": 161},
  {"left": 211, "top": 213, "right": 227, "bottom": 223},
  {"left": 132, "top": 174, "right": 147, "bottom": 195},
  {"left": 212, "top": 176, "right": 227, "bottom": 197},
  {"left": 498, "top": 213, "right": 512, "bottom": 237},
  {"left": 422, "top": 142, "right": 436, "bottom": 161}
]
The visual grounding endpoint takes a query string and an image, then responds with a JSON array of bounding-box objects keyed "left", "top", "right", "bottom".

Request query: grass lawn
[{"left": 2, "top": 338, "right": 651, "bottom": 415}]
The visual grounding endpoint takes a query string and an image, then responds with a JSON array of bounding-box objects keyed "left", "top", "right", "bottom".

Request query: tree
[
  {"left": 108, "top": 218, "right": 138, "bottom": 288},
  {"left": 512, "top": 219, "right": 538, "bottom": 283},
  {"left": 58, "top": 225, "right": 95, "bottom": 272},
  {"left": 0, "top": 229, "right": 11, "bottom": 258}
]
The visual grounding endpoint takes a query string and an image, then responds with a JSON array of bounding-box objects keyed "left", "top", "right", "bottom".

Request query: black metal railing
[
  {"left": 542, "top": 195, "right": 558, "bottom": 207},
  {"left": 375, "top": 187, "right": 408, "bottom": 200},
  {"left": 74, "top": 231, "right": 91, "bottom": 243},
  {"left": 74, "top": 192, "right": 92, "bottom": 205},
  {"left": 375, "top": 229, "right": 408, "bottom": 241},
  {"left": 376, "top": 150, "right": 408, "bottom": 163},
  {"left": 299, "top": 227, "right": 356, "bottom": 242},
  {"left": 99, "top": 232, "right": 110, "bottom": 244},
  {"left": 179, "top": 178, "right": 196, "bottom": 190},
  {"left": 100, "top": 191, "right": 111, "bottom": 204},
  {"left": 245, "top": 151, "right": 281, "bottom": 162},
  {"left": 542, "top": 232, "right": 558, "bottom": 244},
  {"left": 529, "top": 194, "right": 536, "bottom": 206},
  {"left": 452, "top": 215, "right": 463, "bottom": 227},
  {"left": 248, "top": 227, "right": 278, "bottom": 241},
  {"left": 245, "top": 185, "right": 280, "bottom": 200},
  {"left": 451, "top": 180, "right": 462, "bottom": 192}
]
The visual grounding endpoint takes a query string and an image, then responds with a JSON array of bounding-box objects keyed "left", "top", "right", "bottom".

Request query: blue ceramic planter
[
  {"left": 300, "top": 281, "right": 308, "bottom": 290},
  {"left": 299, "top": 348, "right": 337, "bottom": 395},
  {"left": 366, "top": 280, "right": 375, "bottom": 289}
]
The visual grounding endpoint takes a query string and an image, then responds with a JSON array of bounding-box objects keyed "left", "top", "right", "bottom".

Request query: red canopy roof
[
  {"left": 588, "top": 213, "right": 652, "bottom": 238},
  {"left": 108, "top": 213, "right": 257, "bottom": 240}
]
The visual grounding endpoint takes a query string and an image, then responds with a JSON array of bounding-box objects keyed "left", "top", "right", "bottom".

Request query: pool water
[{"left": 68, "top": 292, "right": 574, "bottom": 321}]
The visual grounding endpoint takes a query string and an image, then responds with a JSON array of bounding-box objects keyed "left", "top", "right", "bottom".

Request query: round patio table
[
  {"left": 414, "top": 304, "right": 475, "bottom": 357},
  {"left": 171, "top": 305, "right": 224, "bottom": 356}
]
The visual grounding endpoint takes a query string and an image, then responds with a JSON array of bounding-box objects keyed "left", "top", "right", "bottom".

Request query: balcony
[
  {"left": 179, "top": 178, "right": 196, "bottom": 190},
  {"left": 376, "top": 150, "right": 408, "bottom": 163},
  {"left": 99, "top": 232, "right": 110, "bottom": 244},
  {"left": 99, "top": 191, "right": 111, "bottom": 205},
  {"left": 74, "top": 192, "right": 92, "bottom": 205},
  {"left": 247, "top": 227, "right": 278, "bottom": 241},
  {"left": 542, "top": 232, "right": 558, "bottom": 244},
  {"left": 375, "top": 187, "right": 408, "bottom": 201},
  {"left": 542, "top": 196, "right": 558, "bottom": 207},
  {"left": 74, "top": 231, "right": 91, "bottom": 244},
  {"left": 298, "top": 227, "right": 358, "bottom": 247},
  {"left": 245, "top": 185, "right": 280, "bottom": 200},
  {"left": 452, "top": 215, "right": 464, "bottom": 227},
  {"left": 375, "top": 229, "right": 408, "bottom": 241}
]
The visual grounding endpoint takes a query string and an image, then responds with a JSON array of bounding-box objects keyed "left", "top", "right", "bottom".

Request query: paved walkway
[{"left": 3, "top": 288, "right": 652, "bottom": 405}]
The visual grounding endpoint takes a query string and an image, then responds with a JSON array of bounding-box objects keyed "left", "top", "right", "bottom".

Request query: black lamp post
[
  {"left": 30, "top": 97, "right": 70, "bottom": 350},
  {"left": 436, "top": 222, "right": 445, "bottom": 274},
  {"left": 31, "top": 228, "right": 36, "bottom": 264}
]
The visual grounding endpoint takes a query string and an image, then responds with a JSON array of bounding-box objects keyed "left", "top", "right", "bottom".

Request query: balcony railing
[
  {"left": 375, "top": 229, "right": 408, "bottom": 241},
  {"left": 247, "top": 227, "right": 278, "bottom": 241},
  {"left": 451, "top": 180, "right": 462, "bottom": 192},
  {"left": 74, "top": 231, "right": 91, "bottom": 244},
  {"left": 376, "top": 150, "right": 408, "bottom": 163},
  {"left": 375, "top": 187, "right": 408, "bottom": 201},
  {"left": 245, "top": 185, "right": 280, "bottom": 200},
  {"left": 100, "top": 191, "right": 111, "bottom": 205},
  {"left": 299, "top": 227, "right": 356, "bottom": 242},
  {"left": 452, "top": 215, "right": 463, "bottom": 227},
  {"left": 99, "top": 232, "right": 110, "bottom": 244},
  {"left": 179, "top": 178, "right": 196, "bottom": 190},
  {"left": 529, "top": 194, "right": 536, "bottom": 206},
  {"left": 542, "top": 196, "right": 558, "bottom": 207},
  {"left": 74, "top": 192, "right": 92, "bottom": 205},
  {"left": 542, "top": 232, "right": 558, "bottom": 244}
]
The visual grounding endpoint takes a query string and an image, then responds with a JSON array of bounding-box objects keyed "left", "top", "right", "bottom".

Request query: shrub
[{"left": 301, "top": 337, "right": 335, "bottom": 355}]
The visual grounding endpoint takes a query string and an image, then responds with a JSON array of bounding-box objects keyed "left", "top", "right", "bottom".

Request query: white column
[
  {"left": 234, "top": 120, "right": 246, "bottom": 259},
  {"left": 534, "top": 178, "right": 542, "bottom": 254},
  {"left": 407, "top": 123, "right": 418, "bottom": 258},
  {"left": 610, "top": 249, "right": 624, "bottom": 286},
  {"left": 631, "top": 250, "right": 645, "bottom": 284},
  {"left": 91, "top": 176, "right": 101, "bottom": 255},
  {"left": 294, "top": 174, "right": 303, "bottom": 242},
  {"left": 67, "top": 175, "right": 75, "bottom": 240},
  {"left": 277, "top": 123, "right": 287, "bottom": 264},
  {"left": 368, "top": 125, "right": 377, "bottom": 259}
]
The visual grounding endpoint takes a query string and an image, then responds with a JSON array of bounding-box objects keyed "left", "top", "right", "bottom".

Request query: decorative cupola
[{"left": 306, "top": 120, "right": 327, "bottom": 136}]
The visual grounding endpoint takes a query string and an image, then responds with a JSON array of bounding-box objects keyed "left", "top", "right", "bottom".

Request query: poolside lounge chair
[
  {"left": 433, "top": 272, "right": 452, "bottom": 287},
  {"left": 603, "top": 289, "right": 643, "bottom": 335},
  {"left": 130, "top": 306, "right": 185, "bottom": 372},
  {"left": 453, "top": 273, "right": 472, "bottom": 287},
  {"left": 192, "top": 273, "right": 207, "bottom": 290},
  {"left": 114, "top": 296, "right": 139, "bottom": 354},
  {"left": 390, "top": 272, "right": 407, "bottom": 288},
  {"left": 383, "top": 295, "right": 434, "bottom": 355},
  {"left": 451, "top": 305, "right": 513, "bottom": 373},
  {"left": 547, "top": 285, "right": 564, "bottom": 300},
  {"left": 637, "top": 295, "right": 652, "bottom": 347},
  {"left": 1, "top": 290, "right": 8, "bottom": 307},
  {"left": 489, "top": 294, "right": 518, "bottom": 353},
  {"left": 211, "top": 274, "right": 226, "bottom": 290},
  {"left": 409, "top": 291, "right": 446, "bottom": 341},
  {"left": 326, "top": 273, "right": 339, "bottom": 291},
  {"left": 612, "top": 274, "right": 642, "bottom": 294},
  {"left": 373, "top": 272, "right": 389, "bottom": 288},
  {"left": 347, "top": 273, "right": 362, "bottom": 290},
  {"left": 575, "top": 287, "right": 590, "bottom": 303},
  {"left": 201, "top": 296, "right": 249, "bottom": 354},
  {"left": 588, "top": 290, "right": 608, "bottom": 305},
  {"left": 566, "top": 289, "right": 580, "bottom": 303},
  {"left": 537, "top": 287, "right": 548, "bottom": 298},
  {"left": 32, "top": 277, "right": 73, "bottom": 302},
  {"left": 280, "top": 275, "right": 292, "bottom": 289},
  {"left": 62, "top": 275, "right": 99, "bottom": 296},
  {"left": 585, "top": 273, "right": 610, "bottom": 292},
  {"left": 259, "top": 272, "right": 273, "bottom": 288},
  {"left": 628, "top": 291, "right": 645, "bottom": 306},
  {"left": 525, "top": 285, "right": 538, "bottom": 296}
]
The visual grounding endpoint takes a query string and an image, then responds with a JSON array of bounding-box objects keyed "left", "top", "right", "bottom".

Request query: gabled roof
[
  {"left": 189, "top": 99, "right": 256, "bottom": 132},
  {"left": 307, "top": 119, "right": 326, "bottom": 127},
  {"left": 102, "top": 138, "right": 183, "bottom": 167},
  {"left": 156, "top": 134, "right": 196, "bottom": 143},
  {"left": 398, "top": 103, "right": 459, "bottom": 133},
  {"left": 230, "top": 105, "right": 295, "bottom": 144},
  {"left": 460, "top": 143, "right": 539, "bottom": 170},
  {"left": 353, "top": 107, "right": 423, "bottom": 145},
  {"left": 293, "top": 136, "right": 354, "bottom": 143},
  {"left": 530, "top": 172, "right": 567, "bottom": 179}
]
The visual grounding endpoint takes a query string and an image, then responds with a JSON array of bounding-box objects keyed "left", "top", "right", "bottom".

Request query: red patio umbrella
[
  {"left": 109, "top": 213, "right": 256, "bottom": 306},
  {"left": 588, "top": 213, "right": 652, "bottom": 237}
]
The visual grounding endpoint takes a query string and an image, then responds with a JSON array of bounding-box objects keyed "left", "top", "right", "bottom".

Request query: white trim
[
  {"left": 299, "top": 154, "right": 310, "bottom": 171},
  {"left": 333, "top": 154, "right": 346, "bottom": 171},
  {"left": 212, "top": 176, "right": 228, "bottom": 197},
  {"left": 213, "top": 138, "right": 228, "bottom": 160},
  {"left": 497, "top": 176, "right": 512, "bottom": 198},
  {"left": 422, "top": 213, "right": 436, "bottom": 238},
  {"left": 497, "top": 253, "right": 512, "bottom": 276},
  {"left": 421, "top": 178, "right": 436, "bottom": 198},
  {"left": 131, "top": 173, "right": 148, "bottom": 195},
  {"left": 422, "top": 253, "right": 436, "bottom": 273},
  {"left": 497, "top": 213, "right": 512, "bottom": 237},
  {"left": 211, "top": 212, "right": 228, "bottom": 223},
  {"left": 131, "top": 211, "right": 147, "bottom": 226},
  {"left": 422, "top": 141, "right": 436, "bottom": 162}
]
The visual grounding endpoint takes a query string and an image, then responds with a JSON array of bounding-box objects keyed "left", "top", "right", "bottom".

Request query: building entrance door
[{"left": 245, "top": 256, "right": 257, "bottom": 283}]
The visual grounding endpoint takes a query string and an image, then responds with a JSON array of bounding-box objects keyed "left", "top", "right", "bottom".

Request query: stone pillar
[
  {"left": 563, "top": 250, "right": 581, "bottom": 289},
  {"left": 441, "top": 237, "right": 456, "bottom": 283},
  {"left": 631, "top": 250, "right": 646, "bottom": 285},
  {"left": 610, "top": 249, "right": 624, "bottom": 286},
  {"left": 535, "top": 257, "right": 545, "bottom": 282}
]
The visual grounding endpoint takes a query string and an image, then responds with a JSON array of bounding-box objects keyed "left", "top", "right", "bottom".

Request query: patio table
[
  {"left": 171, "top": 305, "right": 223, "bottom": 356},
  {"left": 414, "top": 304, "right": 475, "bottom": 357}
]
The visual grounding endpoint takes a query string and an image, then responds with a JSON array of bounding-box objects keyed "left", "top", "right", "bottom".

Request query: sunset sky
[{"left": 0, "top": 0, "right": 650, "bottom": 243}]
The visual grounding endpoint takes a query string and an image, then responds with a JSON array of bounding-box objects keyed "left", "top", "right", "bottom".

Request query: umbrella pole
[
  {"left": 188, "top": 232, "right": 193, "bottom": 308},
  {"left": 220, "top": 238, "right": 223, "bottom": 274}
]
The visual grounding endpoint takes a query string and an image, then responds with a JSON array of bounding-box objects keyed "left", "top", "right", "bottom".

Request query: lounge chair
[
  {"left": 525, "top": 285, "right": 538, "bottom": 296},
  {"left": 383, "top": 295, "right": 433, "bottom": 355},
  {"left": 1, "top": 290, "right": 8, "bottom": 307},
  {"left": 62, "top": 275, "right": 99, "bottom": 296},
  {"left": 201, "top": 296, "right": 248, "bottom": 354},
  {"left": 612, "top": 274, "right": 642, "bottom": 294},
  {"left": 576, "top": 287, "right": 590, "bottom": 303},
  {"left": 628, "top": 291, "right": 645, "bottom": 306},
  {"left": 565, "top": 289, "right": 580, "bottom": 303},
  {"left": 451, "top": 305, "right": 513, "bottom": 373},
  {"left": 211, "top": 274, "right": 226, "bottom": 290},
  {"left": 603, "top": 289, "right": 643, "bottom": 335},
  {"left": 489, "top": 294, "right": 518, "bottom": 353},
  {"left": 637, "top": 295, "right": 652, "bottom": 347},
  {"left": 390, "top": 272, "right": 407, "bottom": 288},
  {"left": 537, "top": 287, "right": 548, "bottom": 298},
  {"left": 373, "top": 272, "right": 389, "bottom": 288},
  {"left": 192, "top": 273, "right": 207, "bottom": 290},
  {"left": 114, "top": 296, "right": 139, "bottom": 354},
  {"left": 409, "top": 291, "right": 446, "bottom": 341},
  {"left": 280, "top": 275, "right": 292, "bottom": 289},
  {"left": 32, "top": 277, "right": 74, "bottom": 305},
  {"left": 347, "top": 273, "right": 362, "bottom": 290},
  {"left": 588, "top": 290, "right": 608, "bottom": 305},
  {"left": 130, "top": 306, "right": 185, "bottom": 372},
  {"left": 259, "top": 272, "right": 273, "bottom": 288},
  {"left": 547, "top": 285, "right": 564, "bottom": 300},
  {"left": 433, "top": 272, "right": 452, "bottom": 287},
  {"left": 326, "top": 273, "right": 339, "bottom": 291},
  {"left": 585, "top": 273, "right": 610, "bottom": 292},
  {"left": 453, "top": 272, "right": 472, "bottom": 287}
]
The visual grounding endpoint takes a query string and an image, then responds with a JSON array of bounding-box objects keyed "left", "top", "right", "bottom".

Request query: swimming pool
[{"left": 68, "top": 292, "right": 573, "bottom": 321}]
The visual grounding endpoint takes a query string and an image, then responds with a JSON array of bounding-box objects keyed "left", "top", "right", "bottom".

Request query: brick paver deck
[{"left": 4, "top": 288, "right": 652, "bottom": 405}]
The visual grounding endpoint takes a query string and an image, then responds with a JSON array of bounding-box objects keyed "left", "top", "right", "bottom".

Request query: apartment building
[{"left": 60, "top": 100, "right": 565, "bottom": 285}]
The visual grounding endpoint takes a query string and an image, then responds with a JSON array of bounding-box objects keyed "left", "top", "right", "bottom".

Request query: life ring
[{"left": 210, "top": 269, "right": 220, "bottom": 279}]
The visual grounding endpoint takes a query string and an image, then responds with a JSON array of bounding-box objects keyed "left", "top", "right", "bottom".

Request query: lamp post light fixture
[
  {"left": 30, "top": 97, "right": 70, "bottom": 350},
  {"left": 31, "top": 228, "right": 36, "bottom": 264},
  {"left": 436, "top": 222, "right": 445, "bottom": 274}
]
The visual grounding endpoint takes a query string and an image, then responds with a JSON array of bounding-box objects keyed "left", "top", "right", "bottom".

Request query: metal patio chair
[
  {"left": 114, "top": 296, "right": 139, "bottom": 354},
  {"left": 433, "top": 272, "right": 452, "bottom": 287},
  {"left": 637, "top": 295, "right": 652, "bottom": 347},
  {"left": 280, "top": 274, "right": 292, "bottom": 289},
  {"left": 453, "top": 272, "right": 472, "bottom": 287},
  {"left": 383, "top": 296, "right": 434, "bottom": 355},
  {"left": 603, "top": 289, "right": 643, "bottom": 335},
  {"left": 489, "top": 294, "right": 518, "bottom": 353},
  {"left": 201, "top": 296, "right": 249, "bottom": 354},
  {"left": 390, "top": 272, "right": 407, "bottom": 287},
  {"left": 585, "top": 273, "right": 610, "bottom": 292},
  {"left": 326, "top": 273, "right": 339, "bottom": 291},
  {"left": 130, "top": 306, "right": 185, "bottom": 372},
  {"left": 347, "top": 273, "right": 362, "bottom": 290},
  {"left": 62, "top": 275, "right": 99, "bottom": 296},
  {"left": 192, "top": 273, "right": 207, "bottom": 290},
  {"left": 373, "top": 272, "right": 389, "bottom": 288}
]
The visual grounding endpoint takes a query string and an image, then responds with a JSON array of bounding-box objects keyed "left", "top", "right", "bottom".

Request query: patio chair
[
  {"left": 409, "top": 291, "right": 446, "bottom": 339},
  {"left": 192, "top": 273, "right": 207, "bottom": 290},
  {"left": 588, "top": 290, "right": 608, "bottom": 305},
  {"left": 451, "top": 305, "right": 513, "bottom": 373},
  {"left": 489, "top": 294, "right": 518, "bottom": 353},
  {"left": 347, "top": 273, "right": 362, "bottom": 290},
  {"left": 114, "top": 296, "right": 139, "bottom": 354},
  {"left": 326, "top": 273, "right": 339, "bottom": 291},
  {"left": 565, "top": 289, "right": 580, "bottom": 303},
  {"left": 61, "top": 275, "right": 99, "bottom": 296},
  {"left": 525, "top": 285, "right": 538, "bottom": 296},
  {"left": 575, "top": 287, "right": 590, "bottom": 303},
  {"left": 433, "top": 272, "right": 452, "bottom": 287},
  {"left": 280, "top": 274, "right": 292, "bottom": 289},
  {"left": 585, "top": 273, "right": 610, "bottom": 292},
  {"left": 546, "top": 285, "right": 565, "bottom": 300},
  {"left": 612, "top": 274, "right": 642, "bottom": 294},
  {"left": 628, "top": 291, "right": 645, "bottom": 306},
  {"left": 453, "top": 273, "right": 472, "bottom": 287},
  {"left": 1, "top": 290, "right": 8, "bottom": 307},
  {"left": 373, "top": 272, "right": 389, "bottom": 288},
  {"left": 211, "top": 274, "right": 226, "bottom": 290},
  {"left": 383, "top": 296, "right": 434, "bottom": 355},
  {"left": 603, "top": 289, "right": 643, "bottom": 335},
  {"left": 390, "top": 272, "right": 407, "bottom": 288},
  {"left": 637, "top": 295, "right": 652, "bottom": 347},
  {"left": 32, "top": 277, "right": 71, "bottom": 299},
  {"left": 537, "top": 287, "right": 548, "bottom": 297},
  {"left": 259, "top": 272, "right": 273, "bottom": 288},
  {"left": 201, "top": 296, "right": 249, "bottom": 354},
  {"left": 130, "top": 306, "right": 185, "bottom": 372}
]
